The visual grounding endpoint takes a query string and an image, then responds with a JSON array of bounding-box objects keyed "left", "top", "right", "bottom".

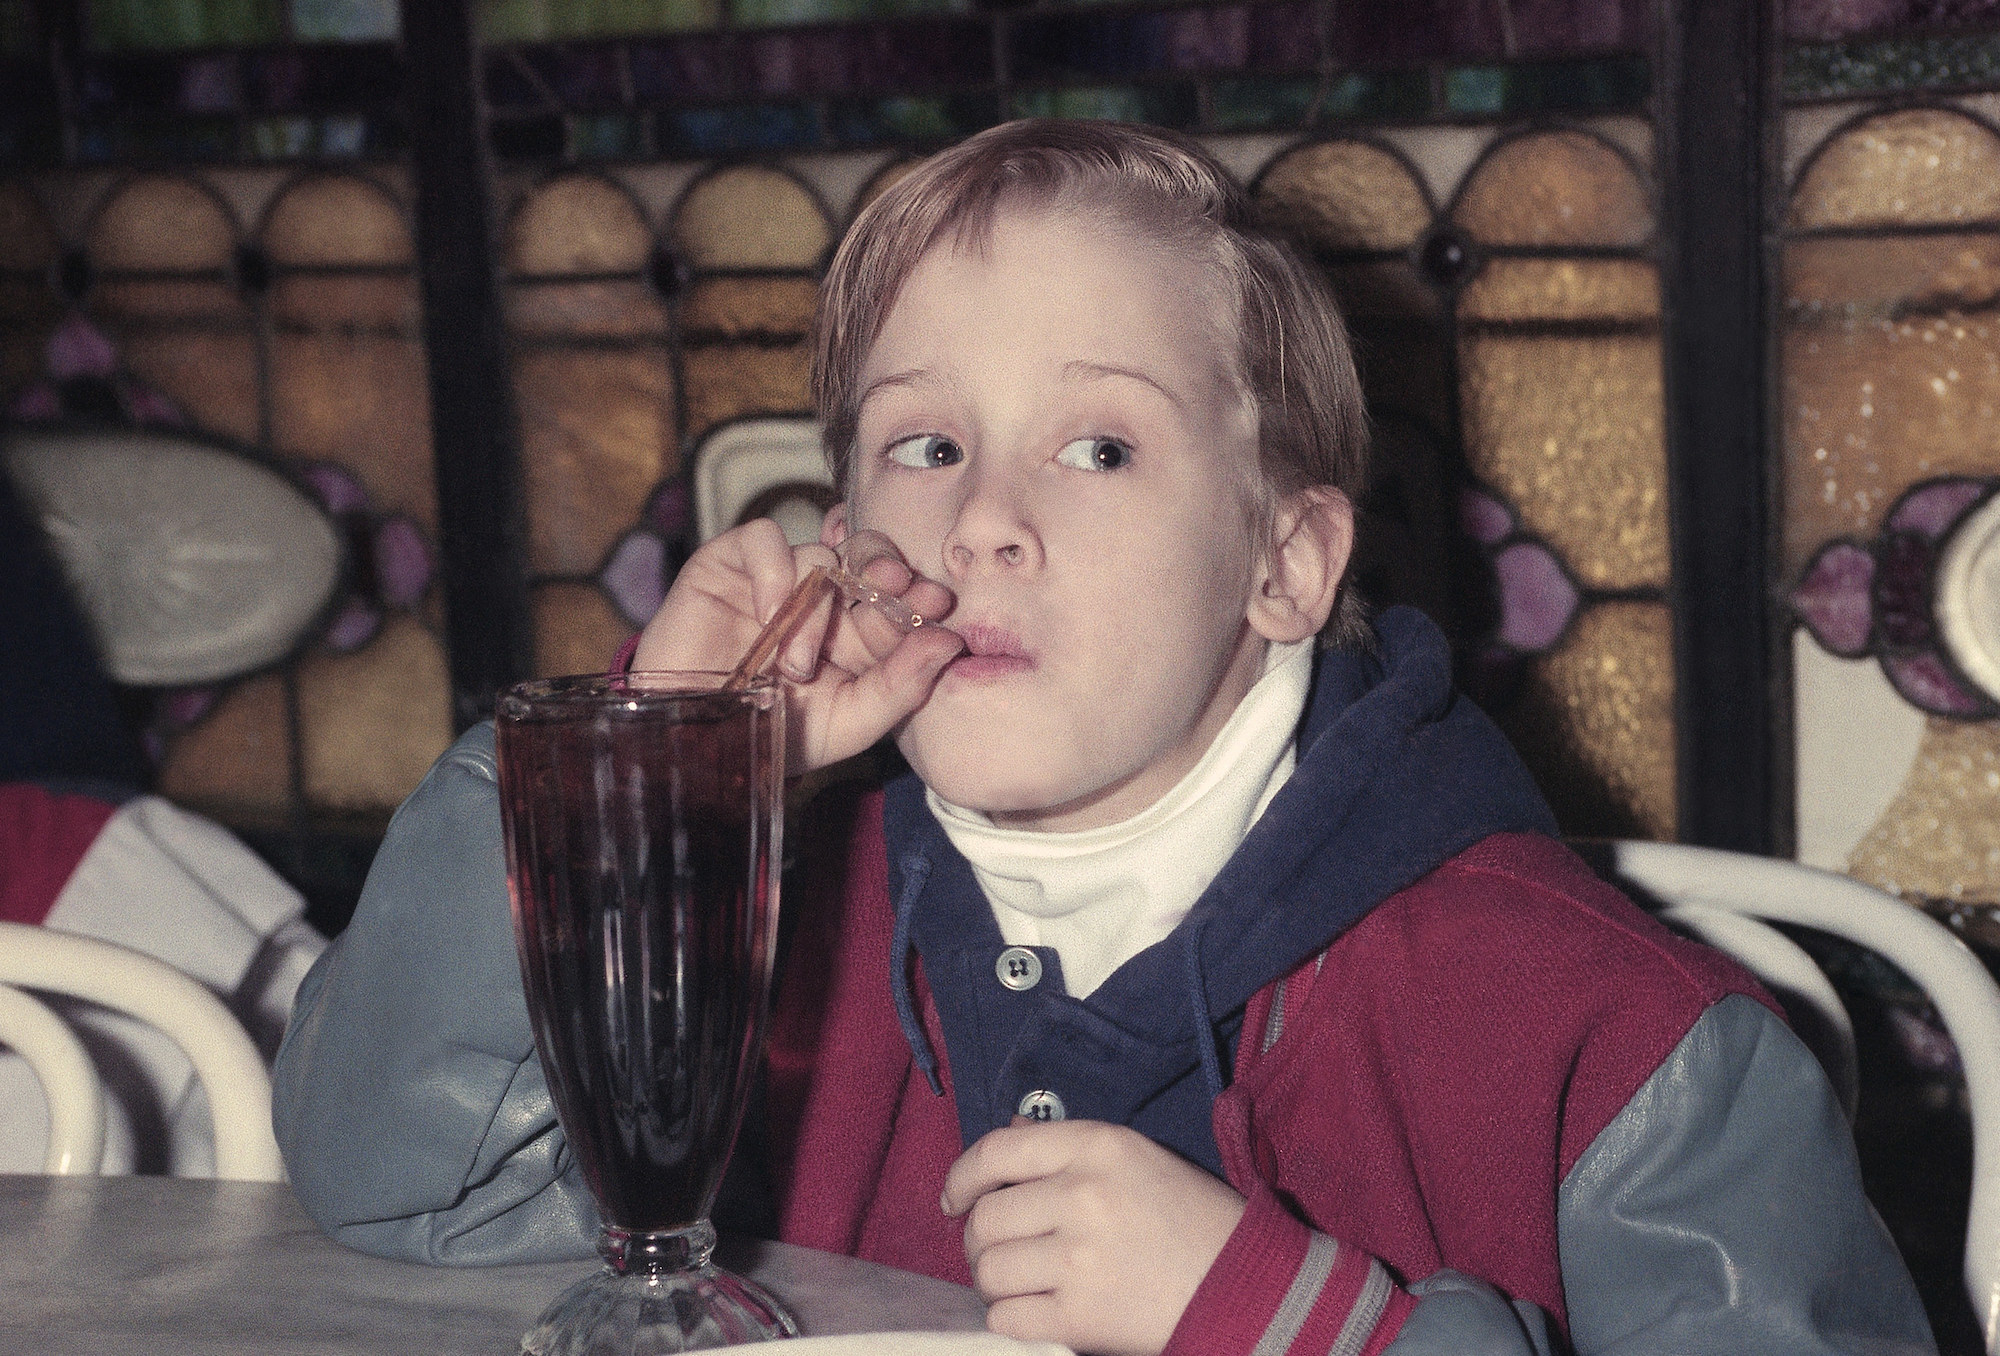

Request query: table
[{"left": 0, "top": 1174, "right": 988, "bottom": 1355}]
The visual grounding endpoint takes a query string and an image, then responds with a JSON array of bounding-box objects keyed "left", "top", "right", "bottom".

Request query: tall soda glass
[{"left": 496, "top": 673, "right": 798, "bottom": 1354}]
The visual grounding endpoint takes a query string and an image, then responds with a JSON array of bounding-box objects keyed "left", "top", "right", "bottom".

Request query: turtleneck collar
[{"left": 926, "top": 638, "right": 1314, "bottom": 998}]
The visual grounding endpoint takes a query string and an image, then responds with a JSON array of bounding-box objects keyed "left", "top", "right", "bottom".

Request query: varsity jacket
[{"left": 274, "top": 609, "right": 1936, "bottom": 1355}]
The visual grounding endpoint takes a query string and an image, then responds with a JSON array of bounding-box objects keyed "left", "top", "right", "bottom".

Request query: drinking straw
[{"left": 721, "top": 563, "right": 932, "bottom": 691}]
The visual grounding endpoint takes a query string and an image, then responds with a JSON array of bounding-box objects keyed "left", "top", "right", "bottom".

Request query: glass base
[{"left": 520, "top": 1224, "right": 800, "bottom": 1355}]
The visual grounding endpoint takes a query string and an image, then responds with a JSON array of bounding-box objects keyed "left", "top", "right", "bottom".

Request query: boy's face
[{"left": 832, "top": 205, "right": 1284, "bottom": 832}]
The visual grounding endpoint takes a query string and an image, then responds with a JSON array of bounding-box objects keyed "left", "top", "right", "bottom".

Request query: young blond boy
[{"left": 276, "top": 121, "right": 1935, "bottom": 1355}]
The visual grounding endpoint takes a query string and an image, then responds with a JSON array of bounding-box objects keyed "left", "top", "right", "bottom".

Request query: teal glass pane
[
  {"left": 480, "top": 0, "right": 717, "bottom": 42},
  {"left": 88, "top": 0, "right": 282, "bottom": 49},
  {"left": 730, "top": 0, "right": 963, "bottom": 28},
  {"left": 0, "top": 0, "right": 34, "bottom": 58},
  {"left": 1322, "top": 69, "right": 1429, "bottom": 118},
  {"left": 249, "top": 115, "right": 315, "bottom": 156},
  {"left": 829, "top": 93, "right": 995, "bottom": 144},
  {"left": 1784, "top": 33, "right": 2000, "bottom": 99},
  {"left": 292, "top": 0, "right": 399, "bottom": 41},
  {"left": 1442, "top": 55, "right": 1648, "bottom": 115},
  {"left": 321, "top": 113, "right": 368, "bottom": 153},
  {"left": 659, "top": 102, "right": 821, "bottom": 154},
  {"left": 1210, "top": 75, "right": 1318, "bottom": 130},
  {"left": 568, "top": 112, "right": 645, "bottom": 157},
  {"left": 1010, "top": 81, "right": 1196, "bottom": 127}
]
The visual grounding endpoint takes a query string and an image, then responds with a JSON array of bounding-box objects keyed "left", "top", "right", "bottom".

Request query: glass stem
[{"left": 598, "top": 1220, "right": 717, "bottom": 1276}]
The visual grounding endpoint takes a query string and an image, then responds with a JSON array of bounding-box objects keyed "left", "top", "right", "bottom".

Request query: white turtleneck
[{"left": 926, "top": 638, "right": 1315, "bottom": 999}]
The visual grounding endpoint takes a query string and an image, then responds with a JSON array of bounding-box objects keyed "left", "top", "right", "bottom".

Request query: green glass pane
[
  {"left": 1443, "top": 55, "right": 1648, "bottom": 116},
  {"left": 250, "top": 116, "right": 315, "bottom": 158},
  {"left": 1010, "top": 82, "right": 1196, "bottom": 128},
  {"left": 480, "top": 0, "right": 715, "bottom": 42},
  {"left": 0, "top": 1, "right": 35, "bottom": 58},
  {"left": 1323, "top": 70, "right": 1430, "bottom": 119},
  {"left": 730, "top": 0, "right": 959, "bottom": 27},
  {"left": 292, "top": 0, "right": 398, "bottom": 41},
  {"left": 568, "top": 112, "right": 645, "bottom": 157},
  {"left": 1211, "top": 76, "right": 1319, "bottom": 131},
  {"left": 88, "top": 0, "right": 281, "bottom": 49},
  {"left": 1784, "top": 33, "right": 2000, "bottom": 99},
  {"left": 829, "top": 93, "right": 996, "bottom": 145}
]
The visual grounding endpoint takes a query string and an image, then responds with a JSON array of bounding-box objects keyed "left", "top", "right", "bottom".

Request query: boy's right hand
[{"left": 629, "top": 518, "right": 964, "bottom": 775}]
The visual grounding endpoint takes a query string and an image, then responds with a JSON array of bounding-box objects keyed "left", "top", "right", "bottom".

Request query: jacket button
[
  {"left": 1017, "top": 1090, "right": 1065, "bottom": 1122},
  {"left": 995, "top": 947, "right": 1043, "bottom": 991}
]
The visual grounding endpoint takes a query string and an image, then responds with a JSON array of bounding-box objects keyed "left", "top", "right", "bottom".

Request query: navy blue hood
[{"left": 881, "top": 606, "right": 1557, "bottom": 1172}]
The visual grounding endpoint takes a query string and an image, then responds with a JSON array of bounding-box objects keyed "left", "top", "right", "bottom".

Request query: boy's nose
[{"left": 942, "top": 487, "right": 1040, "bottom": 578}]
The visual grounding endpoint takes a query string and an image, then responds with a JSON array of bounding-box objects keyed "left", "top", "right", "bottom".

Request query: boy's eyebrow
[
  {"left": 1060, "top": 360, "right": 1186, "bottom": 409},
  {"left": 856, "top": 368, "right": 940, "bottom": 409}
]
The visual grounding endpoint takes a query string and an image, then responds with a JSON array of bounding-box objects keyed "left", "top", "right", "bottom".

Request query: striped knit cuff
[{"left": 1162, "top": 1185, "right": 1413, "bottom": 1356}]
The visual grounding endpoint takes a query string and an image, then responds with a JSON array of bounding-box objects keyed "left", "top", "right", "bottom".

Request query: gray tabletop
[{"left": 0, "top": 1174, "right": 987, "bottom": 1356}]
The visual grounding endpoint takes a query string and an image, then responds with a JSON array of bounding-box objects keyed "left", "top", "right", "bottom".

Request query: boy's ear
[
  {"left": 820, "top": 501, "right": 850, "bottom": 548},
  {"left": 1246, "top": 487, "right": 1353, "bottom": 644}
]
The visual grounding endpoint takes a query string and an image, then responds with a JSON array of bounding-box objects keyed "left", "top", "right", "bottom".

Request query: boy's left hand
[{"left": 941, "top": 1119, "right": 1247, "bottom": 1356}]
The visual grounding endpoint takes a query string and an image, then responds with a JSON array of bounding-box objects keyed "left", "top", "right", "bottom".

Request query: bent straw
[{"left": 722, "top": 564, "right": 936, "bottom": 691}]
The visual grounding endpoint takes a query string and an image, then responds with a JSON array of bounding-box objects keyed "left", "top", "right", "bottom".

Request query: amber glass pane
[
  {"left": 1452, "top": 131, "right": 1650, "bottom": 248},
  {"left": 1780, "top": 305, "right": 2000, "bottom": 575},
  {"left": 155, "top": 673, "right": 293, "bottom": 822},
  {"left": 271, "top": 276, "right": 421, "bottom": 332},
  {"left": 298, "top": 615, "right": 453, "bottom": 813},
  {"left": 1503, "top": 600, "right": 1677, "bottom": 840},
  {"left": 116, "top": 329, "right": 259, "bottom": 442},
  {"left": 1789, "top": 109, "right": 2000, "bottom": 233},
  {"left": 508, "top": 173, "right": 652, "bottom": 277},
  {"left": 671, "top": 167, "right": 831, "bottom": 271},
  {"left": 680, "top": 276, "right": 818, "bottom": 338},
  {"left": 509, "top": 280, "right": 669, "bottom": 341},
  {"left": 272, "top": 331, "right": 438, "bottom": 528},
  {"left": 262, "top": 174, "right": 413, "bottom": 268},
  {"left": 92, "top": 279, "right": 246, "bottom": 324},
  {"left": 1851, "top": 718, "right": 2000, "bottom": 904},
  {"left": 1458, "top": 333, "right": 1668, "bottom": 591},
  {"left": 88, "top": 175, "right": 237, "bottom": 273},
  {"left": 0, "top": 182, "right": 58, "bottom": 270},
  {"left": 1458, "top": 259, "right": 1660, "bottom": 324},
  {"left": 516, "top": 347, "right": 674, "bottom": 575},
  {"left": 533, "top": 581, "right": 637, "bottom": 679},
  {"left": 1785, "top": 234, "right": 2000, "bottom": 315},
  {"left": 682, "top": 342, "right": 813, "bottom": 445},
  {"left": 1253, "top": 140, "right": 1433, "bottom": 252}
]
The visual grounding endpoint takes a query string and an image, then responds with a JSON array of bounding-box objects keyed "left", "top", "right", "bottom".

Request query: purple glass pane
[
  {"left": 1247, "top": 0, "right": 1321, "bottom": 70},
  {"left": 47, "top": 314, "right": 118, "bottom": 382},
  {"left": 76, "top": 58, "right": 181, "bottom": 113},
  {"left": 747, "top": 20, "right": 987, "bottom": 96},
  {"left": 1883, "top": 650, "right": 1992, "bottom": 717},
  {"left": 373, "top": 516, "right": 433, "bottom": 609},
  {"left": 1011, "top": 11, "right": 1214, "bottom": 82},
  {"left": 1494, "top": 540, "right": 1579, "bottom": 653},
  {"left": 484, "top": 51, "right": 551, "bottom": 110},
  {"left": 1784, "top": 0, "right": 1918, "bottom": 42},
  {"left": 631, "top": 35, "right": 737, "bottom": 104},
  {"left": 247, "top": 44, "right": 400, "bottom": 112},
  {"left": 325, "top": 597, "right": 382, "bottom": 652},
  {"left": 603, "top": 530, "right": 668, "bottom": 627},
  {"left": 162, "top": 687, "right": 217, "bottom": 728},
  {"left": 179, "top": 55, "right": 240, "bottom": 112},
  {"left": 1872, "top": 531, "right": 1934, "bottom": 650},
  {"left": 1791, "top": 540, "right": 1875, "bottom": 657},
  {"left": 1505, "top": 0, "right": 1653, "bottom": 56},
  {"left": 10, "top": 383, "right": 59, "bottom": 420},
  {"left": 1459, "top": 487, "right": 1514, "bottom": 546},
  {"left": 523, "top": 43, "right": 626, "bottom": 112},
  {"left": 1334, "top": 0, "right": 1504, "bottom": 66},
  {"left": 1886, "top": 476, "right": 1991, "bottom": 540},
  {"left": 118, "top": 380, "right": 185, "bottom": 426},
  {"left": 646, "top": 479, "right": 691, "bottom": 538},
  {"left": 300, "top": 461, "right": 371, "bottom": 515}
]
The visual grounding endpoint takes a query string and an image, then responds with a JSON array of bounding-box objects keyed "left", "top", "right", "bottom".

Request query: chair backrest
[
  {"left": 0, "top": 921, "right": 283, "bottom": 1182},
  {"left": 0, "top": 981, "right": 106, "bottom": 1172},
  {"left": 1606, "top": 841, "right": 2000, "bottom": 1354}
]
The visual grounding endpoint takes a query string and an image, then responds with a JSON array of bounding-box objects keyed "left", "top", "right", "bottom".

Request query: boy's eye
[
  {"left": 885, "top": 434, "right": 964, "bottom": 469},
  {"left": 1055, "top": 437, "right": 1133, "bottom": 472}
]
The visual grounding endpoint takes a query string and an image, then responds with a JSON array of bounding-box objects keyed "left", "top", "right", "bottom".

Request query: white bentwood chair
[
  {"left": 0, "top": 920, "right": 284, "bottom": 1181},
  {"left": 1603, "top": 841, "right": 2000, "bottom": 1355}
]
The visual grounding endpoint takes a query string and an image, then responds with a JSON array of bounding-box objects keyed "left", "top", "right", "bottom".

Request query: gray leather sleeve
[
  {"left": 272, "top": 724, "right": 598, "bottom": 1265},
  {"left": 1385, "top": 993, "right": 1937, "bottom": 1355}
]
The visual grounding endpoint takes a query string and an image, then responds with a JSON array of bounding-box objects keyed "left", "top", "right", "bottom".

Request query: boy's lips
[{"left": 944, "top": 622, "right": 1035, "bottom": 681}]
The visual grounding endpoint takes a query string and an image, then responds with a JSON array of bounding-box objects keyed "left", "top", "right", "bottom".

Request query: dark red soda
[{"left": 496, "top": 678, "right": 783, "bottom": 1235}]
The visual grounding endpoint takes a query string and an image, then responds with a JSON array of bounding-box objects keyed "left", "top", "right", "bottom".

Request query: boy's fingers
[
  {"left": 940, "top": 1121, "right": 1078, "bottom": 1216},
  {"left": 967, "top": 1232, "right": 1062, "bottom": 1303},
  {"left": 985, "top": 1294, "right": 1066, "bottom": 1347},
  {"left": 961, "top": 1174, "right": 1063, "bottom": 1256}
]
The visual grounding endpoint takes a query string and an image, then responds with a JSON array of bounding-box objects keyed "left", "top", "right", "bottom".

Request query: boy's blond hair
[{"left": 812, "top": 118, "right": 1372, "bottom": 645}]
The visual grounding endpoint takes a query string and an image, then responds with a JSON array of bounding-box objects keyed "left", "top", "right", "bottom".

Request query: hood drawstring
[
  {"left": 1182, "top": 910, "right": 1226, "bottom": 1103},
  {"left": 891, "top": 852, "right": 944, "bottom": 1096}
]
